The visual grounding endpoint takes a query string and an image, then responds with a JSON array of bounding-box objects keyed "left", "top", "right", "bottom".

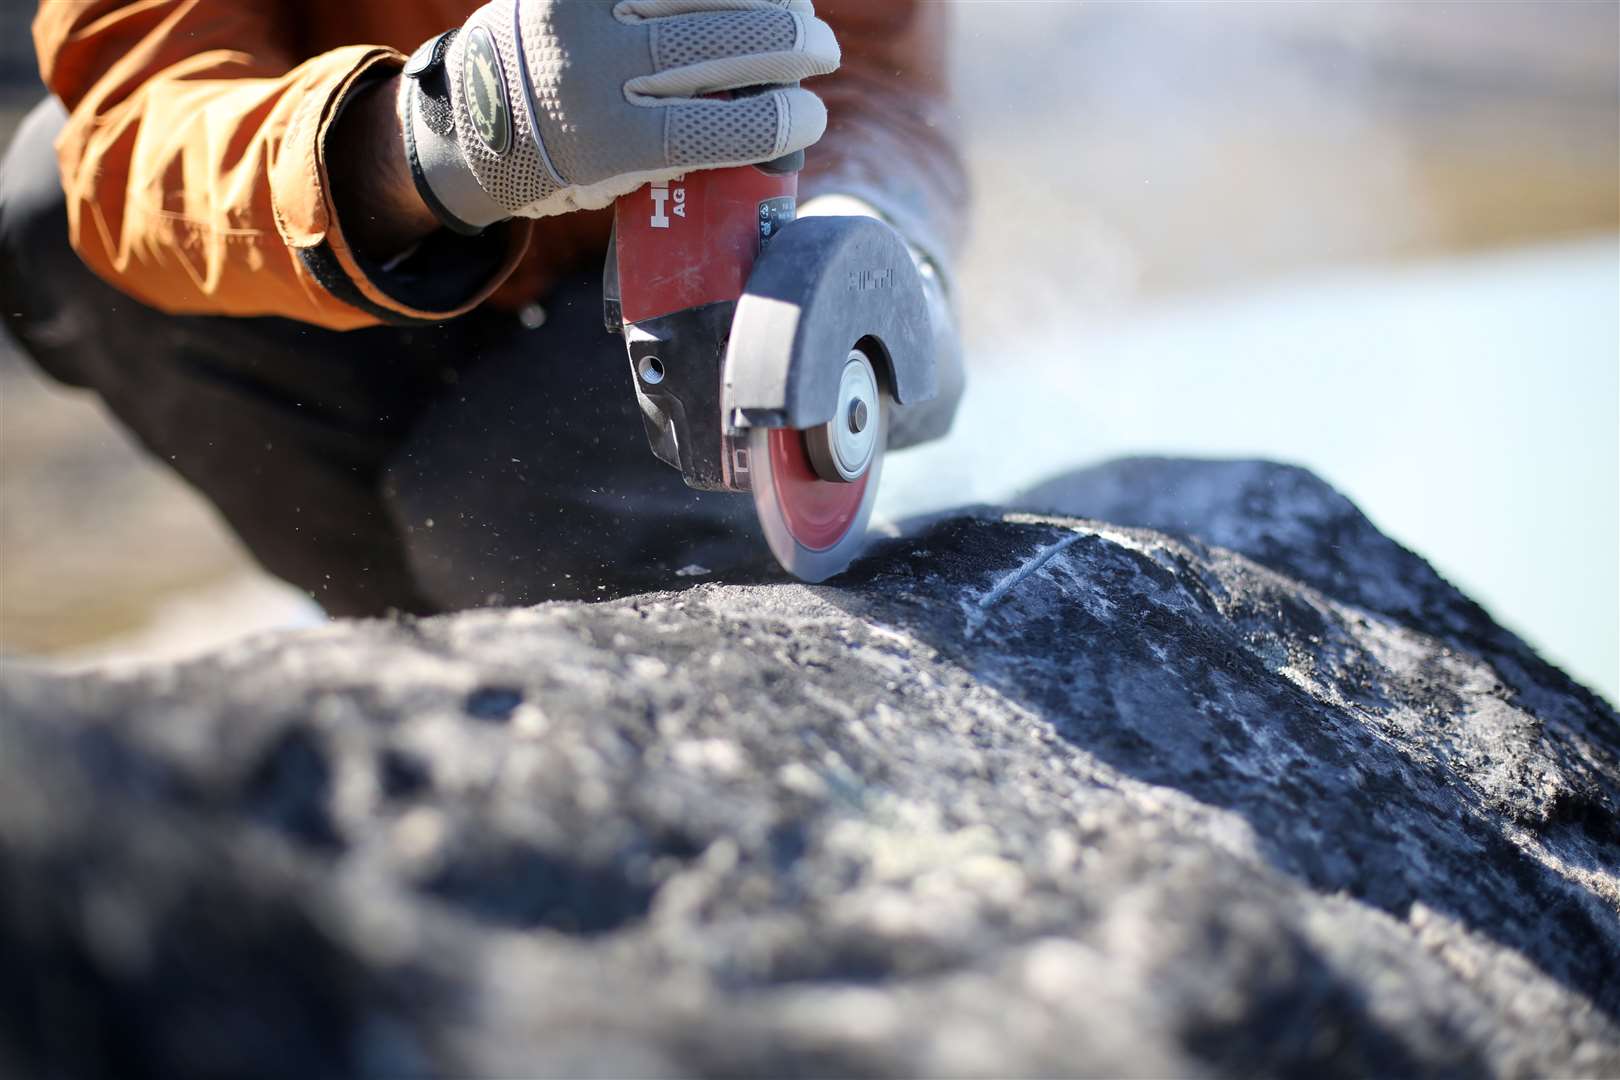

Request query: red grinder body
[
  {"left": 613, "top": 166, "right": 798, "bottom": 326},
  {"left": 606, "top": 161, "right": 800, "bottom": 494}
]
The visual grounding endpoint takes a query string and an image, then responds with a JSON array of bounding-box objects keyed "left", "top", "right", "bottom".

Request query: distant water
[{"left": 880, "top": 237, "right": 1619, "bottom": 705}]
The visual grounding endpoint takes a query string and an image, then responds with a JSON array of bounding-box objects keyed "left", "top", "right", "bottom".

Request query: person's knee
[
  {"left": 0, "top": 98, "right": 71, "bottom": 282},
  {"left": 0, "top": 98, "right": 108, "bottom": 386}
]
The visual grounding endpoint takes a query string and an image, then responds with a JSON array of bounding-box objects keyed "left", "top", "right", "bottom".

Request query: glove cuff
[{"left": 399, "top": 30, "right": 510, "bottom": 236}]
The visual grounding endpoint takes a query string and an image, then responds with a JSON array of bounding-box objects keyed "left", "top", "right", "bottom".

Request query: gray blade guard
[{"left": 723, "top": 216, "right": 935, "bottom": 432}]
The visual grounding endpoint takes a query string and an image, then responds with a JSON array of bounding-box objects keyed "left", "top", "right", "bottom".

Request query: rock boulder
[{"left": 2, "top": 459, "right": 1616, "bottom": 1077}]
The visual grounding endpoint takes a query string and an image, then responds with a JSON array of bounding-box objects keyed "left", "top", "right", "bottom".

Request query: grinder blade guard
[{"left": 605, "top": 154, "right": 937, "bottom": 581}]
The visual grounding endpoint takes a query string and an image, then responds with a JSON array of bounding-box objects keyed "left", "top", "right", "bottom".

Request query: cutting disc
[{"left": 749, "top": 350, "right": 887, "bottom": 582}]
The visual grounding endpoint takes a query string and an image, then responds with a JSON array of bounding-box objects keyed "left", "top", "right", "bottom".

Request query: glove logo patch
[{"left": 462, "top": 26, "right": 511, "bottom": 156}]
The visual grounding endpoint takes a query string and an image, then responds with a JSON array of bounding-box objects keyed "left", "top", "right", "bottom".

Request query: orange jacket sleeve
[{"left": 33, "top": 1, "right": 524, "bottom": 331}]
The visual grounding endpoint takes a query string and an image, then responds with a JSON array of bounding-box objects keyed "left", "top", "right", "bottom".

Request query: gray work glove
[{"left": 399, "top": 0, "right": 840, "bottom": 233}]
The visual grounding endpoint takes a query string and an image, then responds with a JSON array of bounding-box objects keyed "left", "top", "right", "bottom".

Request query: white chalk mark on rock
[{"left": 965, "top": 532, "right": 1084, "bottom": 639}]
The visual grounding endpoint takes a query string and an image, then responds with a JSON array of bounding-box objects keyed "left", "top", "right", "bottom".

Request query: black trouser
[{"left": 0, "top": 99, "right": 760, "bottom": 616}]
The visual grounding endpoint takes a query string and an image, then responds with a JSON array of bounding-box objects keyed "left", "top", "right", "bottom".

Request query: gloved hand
[{"left": 398, "top": 0, "right": 840, "bottom": 234}]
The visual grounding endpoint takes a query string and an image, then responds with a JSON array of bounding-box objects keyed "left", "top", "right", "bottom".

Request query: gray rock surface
[{"left": 2, "top": 458, "right": 1616, "bottom": 1078}]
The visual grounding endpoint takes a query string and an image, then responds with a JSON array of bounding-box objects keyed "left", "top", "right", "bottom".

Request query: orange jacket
[{"left": 33, "top": 1, "right": 965, "bottom": 331}]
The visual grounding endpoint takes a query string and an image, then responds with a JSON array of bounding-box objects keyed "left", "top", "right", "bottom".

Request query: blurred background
[{"left": 2, "top": 2, "right": 1616, "bottom": 701}]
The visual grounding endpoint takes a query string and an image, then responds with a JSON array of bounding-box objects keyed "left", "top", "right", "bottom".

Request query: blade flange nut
[
  {"left": 848, "top": 399, "right": 869, "bottom": 434},
  {"left": 806, "top": 351, "right": 881, "bottom": 483}
]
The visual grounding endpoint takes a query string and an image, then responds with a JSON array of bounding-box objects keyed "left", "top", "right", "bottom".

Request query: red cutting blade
[{"left": 748, "top": 400, "right": 886, "bottom": 582}]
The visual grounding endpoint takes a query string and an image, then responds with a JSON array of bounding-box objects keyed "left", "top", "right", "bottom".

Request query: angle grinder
[{"left": 603, "top": 151, "right": 940, "bottom": 581}]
